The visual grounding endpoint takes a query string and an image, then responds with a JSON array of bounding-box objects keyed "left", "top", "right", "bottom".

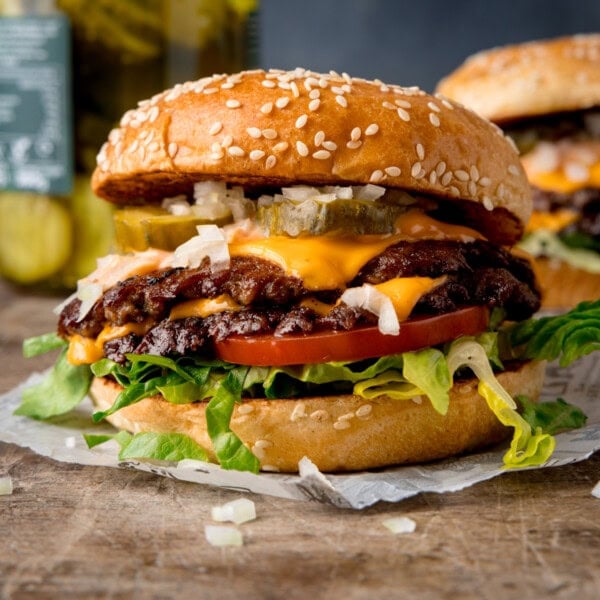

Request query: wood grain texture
[{"left": 1, "top": 280, "right": 599, "bottom": 600}]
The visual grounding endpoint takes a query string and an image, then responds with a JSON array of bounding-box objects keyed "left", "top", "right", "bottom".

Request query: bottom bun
[
  {"left": 90, "top": 360, "right": 546, "bottom": 473},
  {"left": 536, "top": 257, "right": 600, "bottom": 310}
]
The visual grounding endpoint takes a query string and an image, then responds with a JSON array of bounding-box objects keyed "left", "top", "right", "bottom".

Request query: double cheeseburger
[
  {"left": 437, "top": 34, "right": 600, "bottom": 309},
  {"left": 54, "top": 68, "right": 548, "bottom": 473}
]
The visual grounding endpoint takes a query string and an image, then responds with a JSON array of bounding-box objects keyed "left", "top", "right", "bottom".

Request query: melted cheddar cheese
[{"left": 373, "top": 277, "right": 445, "bottom": 321}]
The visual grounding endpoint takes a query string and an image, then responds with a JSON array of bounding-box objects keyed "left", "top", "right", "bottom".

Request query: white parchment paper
[{"left": 2, "top": 356, "right": 599, "bottom": 509}]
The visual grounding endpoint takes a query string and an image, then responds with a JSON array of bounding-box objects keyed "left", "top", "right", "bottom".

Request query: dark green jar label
[{"left": 0, "top": 14, "right": 73, "bottom": 195}]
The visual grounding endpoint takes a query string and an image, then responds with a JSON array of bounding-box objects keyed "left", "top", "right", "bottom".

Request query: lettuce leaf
[
  {"left": 510, "top": 299, "right": 600, "bottom": 366},
  {"left": 517, "top": 395, "right": 588, "bottom": 435},
  {"left": 22, "top": 332, "right": 66, "bottom": 358},
  {"left": 15, "top": 347, "right": 92, "bottom": 419},
  {"left": 84, "top": 431, "right": 209, "bottom": 462},
  {"left": 402, "top": 348, "right": 451, "bottom": 414}
]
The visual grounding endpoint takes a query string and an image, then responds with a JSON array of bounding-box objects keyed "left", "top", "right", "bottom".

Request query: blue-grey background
[{"left": 259, "top": 0, "right": 600, "bottom": 93}]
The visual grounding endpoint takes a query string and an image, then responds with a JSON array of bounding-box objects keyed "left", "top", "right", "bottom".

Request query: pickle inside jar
[{"left": 0, "top": 193, "right": 73, "bottom": 285}]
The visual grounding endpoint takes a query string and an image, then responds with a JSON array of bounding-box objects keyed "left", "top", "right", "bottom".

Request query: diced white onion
[
  {"left": 162, "top": 194, "right": 191, "bottom": 215},
  {"left": 592, "top": 480, "right": 600, "bottom": 499},
  {"left": 222, "top": 218, "right": 265, "bottom": 243},
  {"left": 204, "top": 524, "right": 243, "bottom": 547},
  {"left": 0, "top": 476, "right": 13, "bottom": 496},
  {"left": 171, "top": 224, "right": 230, "bottom": 271},
  {"left": 382, "top": 517, "right": 416, "bottom": 534},
  {"left": 210, "top": 498, "right": 256, "bottom": 524},
  {"left": 354, "top": 183, "right": 386, "bottom": 201},
  {"left": 340, "top": 284, "right": 400, "bottom": 335},
  {"left": 76, "top": 281, "right": 104, "bottom": 322},
  {"left": 281, "top": 186, "right": 321, "bottom": 201}
]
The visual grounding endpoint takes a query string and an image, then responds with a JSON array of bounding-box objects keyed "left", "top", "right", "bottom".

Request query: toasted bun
[
  {"left": 92, "top": 68, "right": 531, "bottom": 245},
  {"left": 535, "top": 257, "right": 600, "bottom": 309},
  {"left": 90, "top": 360, "right": 545, "bottom": 473},
  {"left": 437, "top": 34, "right": 600, "bottom": 123}
]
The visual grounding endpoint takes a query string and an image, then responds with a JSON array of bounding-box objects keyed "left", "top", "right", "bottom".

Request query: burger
[
  {"left": 20, "top": 68, "right": 563, "bottom": 473},
  {"left": 436, "top": 34, "right": 600, "bottom": 309}
]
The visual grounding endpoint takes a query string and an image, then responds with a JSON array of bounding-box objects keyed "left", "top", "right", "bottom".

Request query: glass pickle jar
[{"left": 0, "top": 0, "right": 259, "bottom": 291}]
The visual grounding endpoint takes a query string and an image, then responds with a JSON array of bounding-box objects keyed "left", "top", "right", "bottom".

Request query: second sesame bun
[
  {"left": 436, "top": 34, "right": 600, "bottom": 123},
  {"left": 535, "top": 258, "right": 600, "bottom": 309},
  {"left": 92, "top": 68, "right": 531, "bottom": 245},
  {"left": 90, "top": 360, "right": 545, "bottom": 473}
]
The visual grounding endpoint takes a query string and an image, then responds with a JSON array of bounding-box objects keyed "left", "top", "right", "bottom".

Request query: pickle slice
[
  {"left": 257, "top": 199, "right": 409, "bottom": 237},
  {"left": 114, "top": 206, "right": 232, "bottom": 252},
  {"left": 0, "top": 192, "right": 73, "bottom": 284}
]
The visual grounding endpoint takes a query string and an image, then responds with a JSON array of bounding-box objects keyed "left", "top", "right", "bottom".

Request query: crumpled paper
[{"left": 1, "top": 356, "right": 599, "bottom": 510}]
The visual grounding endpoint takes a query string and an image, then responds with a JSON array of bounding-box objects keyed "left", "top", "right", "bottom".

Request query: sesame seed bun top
[
  {"left": 436, "top": 34, "right": 600, "bottom": 123},
  {"left": 92, "top": 68, "right": 531, "bottom": 245}
]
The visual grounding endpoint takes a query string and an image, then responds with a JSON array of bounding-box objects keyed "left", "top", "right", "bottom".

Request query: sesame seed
[
  {"left": 221, "top": 135, "right": 233, "bottom": 148},
  {"left": 318, "top": 77, "right": 328, "bottom": 88},
  {"left": 479, "top": 176, "right": 491, "bottom": 187},
  {"left": 237, "top": 404, "right": 254, "bottom": 414},
  {"left": 169, "top": 143, "right": 180, "bottom": 158},
  {"left": 261, "top": 79, "right": 276, "bottom": 88},
  {"left": 148, "top": 141, "right": 159, "bottom": 152},
  {"left": 296, "top": 141, "right": 309, "bottom": 156},
  {"left": 385, "top": 166, "right": 401, "bottom": 177},
  {"left": 346, "top": 140, "right": 362, "bottom": 149},
  {"left": 436, "top": 161, "right": 446, "bottom": 176},
  {"left": 262, "top": 128, "right": 278, "bottom": 140},
  {"left": 295, "top": 114, "right": 308, "bottom": 128},
  {"left": 382, "top": 101, "right": 396, "bottom": 110},
  {"left": 227, "top": 146, "right": 245, "bottom": 157},
  {"left": 312, "top": 149, "right": 331, "bottom": 160},
  {"left": 309, "top": 99, "right": 321, "bottom": 112},
  {"left": 331, "top": 86, "right": 345, "bottom": 95},
  {"left": 449, "top": 186, "right": 460, "bottom": 197},
  {"left": 355, "top": 404, "right": 372, "bottom": 418},
  {"left": 260, "top": 102, "right": 273, "bottom": 114},
  {"left": 483, "top": 196, "right": 494, "bottom": 211},
  {"left": 148, "top": 106, "right": 160, "bottom": 123},
  {"left": 226, "top": 99, "right": 241, "bottom": 109},
  {"left": 394, "top": 99, "right": 412, "bottom": 109},
  {"left": 508, "top": 164, "right": 520, "bottom": 176},
  {"left": 416, "top": 143, "right": 425, "bottom": 160},
  {"left": 429, "top": 171, "right": 437, "bottom": 185},
  {"left": 322, "top": 140, "right": 337, "bottom": 151},
  {"left": 310, "top": 409, "right": 329, "bottom": 421},
  {"left": 411, "top": 162, "right": 423, "bottom": 178},
  {"left": 370, "top": 169, "right": 384, "bottom": 182},
  {"left": 441, "top": 172, "right": 453, "bottom": 186},
  {"left": 273, "top": 141, "right": 289, "bottom": 153},
  {"left": 470, "top": 165, "right": 480, "bottom": 181},
  {"left": 314, "top": 131, "right": 325, "bottom": 146},
  {"left": 278, "top": 81, "right": 291, "bottom": 90},
  {"left": 254, "top": 439, "right": 273, "bottom": 450},
  {"left": 454, "top": 169, "right": 469, "bottom": 181},
  {"left": 265, "top": 155, "right": 277, "bottom": 169},
  {"left": 336, "top": 95, "right": 348, "bottom": 107},
  {"left": 397, "top": 108, "right": 410, "bottom": 122},
  {"left": 468, "top": 181, "right": 477, "bottom": 196},
  {"left": 309, "top": 89, "right": 321, "bottom": 99},
  {"left": 209, "top": 122, "right": 223, "bottom": 135},
  {"left": 246, "top": 127, "right": 262, "bottom": 139},
  {"left": 211, "top": 142, "right": 222, "bottom": 153},
  {"left": 275, "top": 97, "right": 290, "bottom": 109},
  {"left": 351, "top": 127, "right": 361, "bottom": 141},
  {"left": 333, "top": 420, "right": 351, "bottom": 431},
  {"left": 441, "top": 98, "right": 454, "bottom": 110},
  {"left": 221, "top": 82, "right": 234, "bottom": 89},
  {"left": 249, "top": 149, "right": 265, "bottom": 161},
  {"left": 290, "top": 402, "right": 307, "bottom": 422},
  {"left": 203, "top": 87, "right": 218, "bottom": 94},
  {"left": 429, "top": 113, "right": 441, "bottom": 127},
  {"left": 427, "top": 101, "right": 441, "bottom": 112},
  {"left": 365, "top": 124, "right": 379, "bottom": 136},
  {"left": 290, "top": 81, "right": 300, "bottom": 97}
]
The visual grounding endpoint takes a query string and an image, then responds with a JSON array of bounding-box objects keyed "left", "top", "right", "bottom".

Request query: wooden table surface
[{"left": 1, "top": 279, "right": 599, "bottom": 600}]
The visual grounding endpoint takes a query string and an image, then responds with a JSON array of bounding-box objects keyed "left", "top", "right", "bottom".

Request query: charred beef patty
[{"left": 58, "top": 239, "right": 540, "bottom": 362}]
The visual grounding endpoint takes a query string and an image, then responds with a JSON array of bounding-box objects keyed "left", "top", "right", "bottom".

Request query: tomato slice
[{"left": 214, "top": 306, "right": 489, "bottom": 366}]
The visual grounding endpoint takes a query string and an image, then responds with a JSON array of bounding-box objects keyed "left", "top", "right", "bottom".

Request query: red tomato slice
[{"left": 214, "top": 306, "right": 489, "bottom": 366}]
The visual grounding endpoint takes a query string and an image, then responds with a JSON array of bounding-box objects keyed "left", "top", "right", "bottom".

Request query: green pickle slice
[
  {"left": 114, "top": 206, "right": 231, "bottom": 251},
  {"left": 257, "top": 198, "right": 409, "bottom": 236},
  {"left": 0, "top": 192, "right": 73, "bottom": 284}
]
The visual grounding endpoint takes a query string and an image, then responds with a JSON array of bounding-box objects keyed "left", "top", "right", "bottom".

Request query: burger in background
[{"left": 437, "top": 34, "right": 600, "bottom": 309}]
